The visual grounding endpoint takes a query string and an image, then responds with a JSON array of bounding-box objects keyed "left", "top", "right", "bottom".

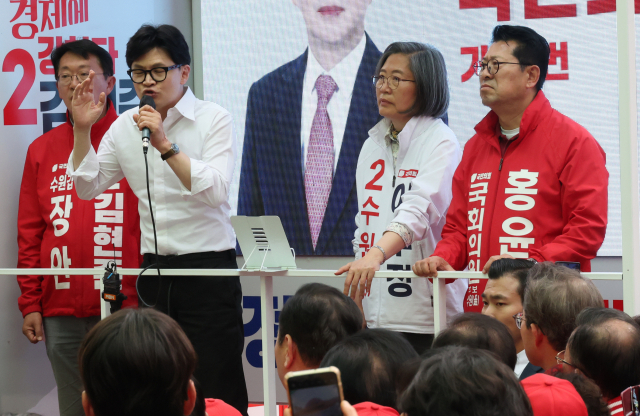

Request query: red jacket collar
[{"left": 474, "top": 90, "right": 553, "bottom": 148}]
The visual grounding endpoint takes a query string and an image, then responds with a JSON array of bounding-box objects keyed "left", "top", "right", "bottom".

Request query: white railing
[{"left": 0, "top": 268, "right": 624, "bottom": 416}]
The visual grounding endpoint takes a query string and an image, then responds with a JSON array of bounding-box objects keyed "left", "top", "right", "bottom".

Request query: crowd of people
[
  {"left": 80, "top": 263, "right": 639, "bottom": 416},
  {"left": 14, "top": 8, "right": 620, "bottom": 416}
]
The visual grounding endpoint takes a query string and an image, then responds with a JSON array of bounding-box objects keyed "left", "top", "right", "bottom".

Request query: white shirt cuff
[{"left": 66, "top": 146, "right": 99, "bottom": 182}]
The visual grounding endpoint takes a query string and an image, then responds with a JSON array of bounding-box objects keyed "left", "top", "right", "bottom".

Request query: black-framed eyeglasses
[
  {"left": 513, "top": 312, "right": 524, "bottom": 329},
  {"left": 556, "top": 350, "right": 578, "bottom": 370},
  {"left": 127, "top": 64, "right": 183, "bottom": 84},
  {"left": 372, "top": 75, "right": 416, "bottom": 90},
  {"left": 57, "top": 72, "right": 104, "bottom": 86},
  {"left": 473, "top": 59, "right": 532, "bottom": 76}
]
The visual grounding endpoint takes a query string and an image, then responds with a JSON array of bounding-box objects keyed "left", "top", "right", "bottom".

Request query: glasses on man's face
[
  {"left": 57, "top": 72, "right": 104, "bottom": 86},
  {"left": 556, "top": 350, "right": 578, "bottom": 370},
  {"left": 127, "top": 64, "right": 182, "bottom": 84},
  {"left": 473, "top": 59, "right": 531, "bottom": 76},
  {"left": 372, "top": 75, "right": 416, "bottom": 90},
  {"left": 513, "top": 312, "right": 524, "bottom": 329}
]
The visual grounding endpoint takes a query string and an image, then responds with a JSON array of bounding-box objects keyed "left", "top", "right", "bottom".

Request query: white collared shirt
[
  {"left": 301, "top": 35, "right": 367, "bottom": 174},
  {"left": 514, "top": 349, "right": 530, "bottom": 378},
  {"left": 68, "top": 87, "right": 236, "bottom": 255}
]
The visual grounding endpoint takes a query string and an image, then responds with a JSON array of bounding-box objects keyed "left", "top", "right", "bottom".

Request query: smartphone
[
  {"left": 622, "top": 385, "right": 640, "bottom": 416},
  {"left": 555, "top": 261, "right": 581, "bottom": 272},
  {"left": 285, "top": 366, "right": 344, "bottom": 416}
]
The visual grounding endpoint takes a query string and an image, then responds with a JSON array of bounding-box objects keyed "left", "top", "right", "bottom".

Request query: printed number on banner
[{"left": 2, "top": 49, "right": 37, "bottom": 125}]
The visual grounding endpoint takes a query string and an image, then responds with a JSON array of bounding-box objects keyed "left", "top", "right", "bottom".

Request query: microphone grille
[{"left": 139, "top": 95, "right": 156, "bottom": 110}]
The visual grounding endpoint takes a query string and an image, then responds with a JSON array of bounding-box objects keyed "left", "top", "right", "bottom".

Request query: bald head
[
  {"left": 432, "top": 313, "right": 517, "bottom": 370},
  {"left": 567, "top": 308, "right": 640, "bottom": 400}
]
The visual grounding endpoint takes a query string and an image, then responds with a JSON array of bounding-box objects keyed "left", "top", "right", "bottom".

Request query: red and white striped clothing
[{"left": 608, "top": 396, "right": 623, "bottom": 416}]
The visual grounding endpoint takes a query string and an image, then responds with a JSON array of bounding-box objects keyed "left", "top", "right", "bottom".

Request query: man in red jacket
[
  {"left": 413, "top": 25, "right": 608, "bottom": 312},
  {"left": 17, "top": 40, "right": 141, "bottom": 416}
]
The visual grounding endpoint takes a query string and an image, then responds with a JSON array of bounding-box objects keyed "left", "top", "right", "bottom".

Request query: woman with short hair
[{"left": 337, "top": 42, "right": 467, "bottom": 354}]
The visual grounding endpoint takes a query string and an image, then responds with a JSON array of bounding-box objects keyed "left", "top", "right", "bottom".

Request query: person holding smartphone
[{"left": 337, "top": 42, "right": 466, "bottom": 353}]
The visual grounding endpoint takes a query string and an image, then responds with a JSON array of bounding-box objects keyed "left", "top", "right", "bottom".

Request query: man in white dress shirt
[
  {"left": 67, "top": 24, "right": 248, "bottom": 415},
  {"left": 482, "top": 258, "right": 542, "bottom": 380}
]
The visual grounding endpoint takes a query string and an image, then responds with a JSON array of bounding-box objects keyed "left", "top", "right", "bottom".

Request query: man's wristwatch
[{"left": 161, "top": 143, "right": 180, "bottom": 161}]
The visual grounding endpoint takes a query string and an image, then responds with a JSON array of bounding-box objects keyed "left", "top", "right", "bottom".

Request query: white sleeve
[
  {"left": 392, "top": 129, "right": 462, "bottom": 243},
  {"left": 67, "top": 127, "right": 124, "bottom": 200},
  {"left": 177, "top": 111, "right": 235, "bottom": 209}
]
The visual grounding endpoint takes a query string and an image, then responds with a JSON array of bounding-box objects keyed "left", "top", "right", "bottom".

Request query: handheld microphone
[{"left": 139, "top": 95, "right": 156, "bottom": 154}]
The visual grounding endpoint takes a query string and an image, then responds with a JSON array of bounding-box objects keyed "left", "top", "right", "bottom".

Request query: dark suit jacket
[
  {"left": 237, "top": 34, "right": 382, "bottom": 255},
  {"left": 519, "top": 362, "right": 544, "bottom": 380}
]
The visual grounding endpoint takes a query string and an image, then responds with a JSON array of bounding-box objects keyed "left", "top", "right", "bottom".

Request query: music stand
[
  {"left": 231, "top": 215, "right": 297, "bottom": 271},
  {"left": 232, "top": 216, "right": 297, "bottom": 415}
]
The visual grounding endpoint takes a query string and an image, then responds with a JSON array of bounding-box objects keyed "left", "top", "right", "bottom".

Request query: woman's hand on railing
[{"left": 336, "top": 249, "right": 384, "bottom": 300}]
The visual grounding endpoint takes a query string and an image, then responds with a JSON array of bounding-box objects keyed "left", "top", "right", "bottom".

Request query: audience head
[
  {"left": 565, "top": 308, "right": 640, "bottom": 400},
  {"left": 190, "top": 377, "right": 205, "bottom": 416},
  {"left": 521, "top": 374, "right": 587, "bottom": 416},
  {"left": 374, "top": 42, "right": 449, "bottom": 129},
  {"left": 482, "top": 258, "right": 534, "bottom": 352},
  {"left": 79, "top": 308, "right": 197, "bottom": 416},
  {"left": 432, "top": 312, "right": 517, "bottom": 370},
  {"left": 399, "top": 346, "right": 532, "bottom": 416},
  {"left": 554, "top": 373, "right": 609, "bottom": 416},
  {"left": 395, "top": 356, "right": 424, "bottom": 401},
  {"left": 319, "top": 328, "right": 418, "bottom": 409},
  {"left": 522, "top": 262, "right": 603, "bottom": 370},
  {"left": 276, "top": 283, "right": 362, "bottom": 387}
]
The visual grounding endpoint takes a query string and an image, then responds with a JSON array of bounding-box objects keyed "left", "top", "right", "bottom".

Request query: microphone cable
[
  {"left": 136, "top": 148, "right": 164, "bottom": 307},
  {"left": 135, "top": 95, "right": 164, "bottom": 308}
]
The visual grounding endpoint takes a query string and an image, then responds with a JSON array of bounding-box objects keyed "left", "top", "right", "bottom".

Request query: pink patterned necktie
[{"left": 305, "top": 75, "right": 338, "bottom": 250}]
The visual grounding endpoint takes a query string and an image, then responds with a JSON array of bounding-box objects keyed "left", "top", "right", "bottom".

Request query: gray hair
[
  {"left": 375, "top": 42, "right": 449, "bottom": 119},
  {"left": 523, "top": 262, "right": 604, "bottom": 351}
]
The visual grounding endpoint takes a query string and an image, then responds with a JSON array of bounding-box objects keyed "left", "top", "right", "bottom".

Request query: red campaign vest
[
  {"left": 432, "top": 91, "right": 608, "bottom": 312},
  {"left": 17, "top": 101, "right": 142, "bottom": 318}
]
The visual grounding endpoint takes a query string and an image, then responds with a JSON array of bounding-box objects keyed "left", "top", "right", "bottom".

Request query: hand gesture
[
  {"left": 71, "top": 70, "right": 106, "bottom": 131},
  {"left": 22, "top": 312, "right": 44, "bottom": 344},
  {"left": 412, "top": 255, "right": 454, "bottom": 277}
]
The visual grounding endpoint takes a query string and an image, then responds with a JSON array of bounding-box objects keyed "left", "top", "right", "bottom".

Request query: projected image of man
[{"left": 237, "top": 0, "right": 383, "bottom": 255}]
